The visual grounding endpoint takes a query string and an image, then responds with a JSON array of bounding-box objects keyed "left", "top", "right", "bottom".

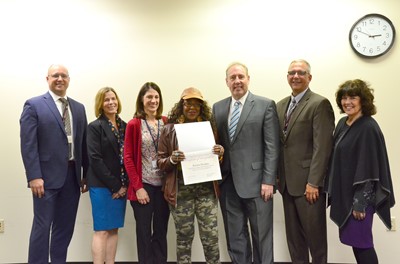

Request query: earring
[{"left": 178, "top": 115, "right": 185, "bottom": 124}]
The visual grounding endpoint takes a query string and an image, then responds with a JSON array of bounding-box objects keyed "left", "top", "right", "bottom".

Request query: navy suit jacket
[{"left": 20, "top": 91, "right": 88, "bottom": 189}]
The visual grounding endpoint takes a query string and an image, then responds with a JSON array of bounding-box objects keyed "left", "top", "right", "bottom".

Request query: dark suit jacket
[
  {"left": 20, "top": 91, "right": 88, "bottom": 189},
  {"left": 87, "top": 115, "right": 127, "bottom": 193},
  {"left": 213, "top": 92, "right": 280, "bottom": 198},
  {"left": 276, "top": 89, "right": 334, "bottom": 196}
]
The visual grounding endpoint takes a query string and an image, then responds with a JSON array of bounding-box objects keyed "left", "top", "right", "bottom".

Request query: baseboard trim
[
  {"left": 9, "top": 262, "right": 305, "bottom": 264},
  {"left": 14, "top": 261, "right": 350, "bottom": 264},
  {"left": 46, "top": 262, "right": 345, "bottom": 264}
]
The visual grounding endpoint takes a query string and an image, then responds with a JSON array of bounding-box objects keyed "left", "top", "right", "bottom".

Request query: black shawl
[{"left": 327, "top": 116, "right": 395, "bottom": 229}]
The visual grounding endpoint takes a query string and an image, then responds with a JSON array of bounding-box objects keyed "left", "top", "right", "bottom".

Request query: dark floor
[
  {"left": 10, "top": 262, "right": 350, "bottom": 264},
  {"left": 54, "top": 262, "right": 349, "bottom": 264}
]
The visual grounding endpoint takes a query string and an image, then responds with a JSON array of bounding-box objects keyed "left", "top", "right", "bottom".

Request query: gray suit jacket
[
  {"left": 213, "top": 92, "right": 280, "bottom": 198},
  {"left": 276, "top": 89, "right": 334, "bottom": 196}
]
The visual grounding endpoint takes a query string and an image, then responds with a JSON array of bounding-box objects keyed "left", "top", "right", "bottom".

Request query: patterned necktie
[
  {"left": 229, "top": 101, "right": 241, "bottom": 141},
  {"left": 59, "top": 98, "right": 72, "bottom": 158},
  {"left": 286, "top": 98, "right": 297, "bottom": 118},
  {"left": 284, "top": 98, "right": 297, "bottom": 134}
]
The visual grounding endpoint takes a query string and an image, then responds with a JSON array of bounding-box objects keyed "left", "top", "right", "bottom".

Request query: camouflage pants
[{"left": 169, "top": 178, "right": 220, "bottom": 264}]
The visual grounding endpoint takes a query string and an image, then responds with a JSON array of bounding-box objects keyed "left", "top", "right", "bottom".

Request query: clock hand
[
  {"left": 357, "top": 31, "right": 372, "bottom": 37},
  {"left": 369, "top": 34, "right": 382, "bottom": 38}
]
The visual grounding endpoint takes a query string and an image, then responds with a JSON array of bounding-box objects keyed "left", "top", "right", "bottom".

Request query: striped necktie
[
  {"left": 59, "top": 98, "right": 72, "bottom": 159},
  {"left": 229, "top": 101, "right": 241, "bottom": 141}
]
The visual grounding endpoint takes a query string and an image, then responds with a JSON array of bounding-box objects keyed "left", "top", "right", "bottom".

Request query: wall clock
[{"left": 349, "top": 13, "right": 396, "bottom": 58}]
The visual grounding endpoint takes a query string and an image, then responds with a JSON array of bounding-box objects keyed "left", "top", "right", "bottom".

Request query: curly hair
[
  {"left": 335, "top": 79, "right": 376, "bottom": 116},
  {"left": 167, "top": 99, "right": 217, "bottom": 131}
]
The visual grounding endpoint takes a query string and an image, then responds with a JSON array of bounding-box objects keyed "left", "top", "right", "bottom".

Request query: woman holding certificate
[{"left": 157, "top": 87, "right": 224, "bottom": 264}]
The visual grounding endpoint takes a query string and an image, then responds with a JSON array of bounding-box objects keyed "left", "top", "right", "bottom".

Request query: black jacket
[{"left": 87, "top": 115, "right": 127, "bottom": 193}]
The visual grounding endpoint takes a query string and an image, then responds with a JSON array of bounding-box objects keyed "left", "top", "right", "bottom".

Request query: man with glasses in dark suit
[{"left": 276, "top": 59, "right": 334, "bottom": 264}]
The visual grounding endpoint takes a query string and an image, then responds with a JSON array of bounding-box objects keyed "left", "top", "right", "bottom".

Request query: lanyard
[{"left": 144, "top": 119, "right": 160, "bottom": 152}]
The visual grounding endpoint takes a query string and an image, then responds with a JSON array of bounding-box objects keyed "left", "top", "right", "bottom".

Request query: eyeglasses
[
  {"left": 183, "top": 102, "right": 202, "bottom": 109},
  {"left": 49, "top": 74, "right": 69, "bottom": 79},
  {"left": 287, "top": 70, "right": 308, "bottom": 76}
]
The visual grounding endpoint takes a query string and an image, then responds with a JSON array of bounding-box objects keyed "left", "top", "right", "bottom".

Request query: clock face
[{"left": 349, "top": 13, "right": 396, "bottom": 58}]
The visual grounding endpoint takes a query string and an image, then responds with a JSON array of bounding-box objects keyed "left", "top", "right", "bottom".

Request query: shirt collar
[
  {"left": 231, "top": 90, "right": 249, "bottom": 107},
  {"left": 292, "top": 87, "right": 308, "bottom": 103},
  {"left": 49, "top": 90, "right": 68, "bottom": 102}
]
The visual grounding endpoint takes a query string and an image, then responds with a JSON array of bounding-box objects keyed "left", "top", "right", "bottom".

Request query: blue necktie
[{"left": 229, "top": 101, "right": 241, "bottom": 141}]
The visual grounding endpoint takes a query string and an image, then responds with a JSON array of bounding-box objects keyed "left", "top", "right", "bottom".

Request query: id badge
[{"left": 151, "top": 159, "right": 158, "bottom": 170}]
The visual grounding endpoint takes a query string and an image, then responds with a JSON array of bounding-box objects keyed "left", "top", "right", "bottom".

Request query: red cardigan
[{"left": 124, "top": 116, "right": 167, "bottom": 201}]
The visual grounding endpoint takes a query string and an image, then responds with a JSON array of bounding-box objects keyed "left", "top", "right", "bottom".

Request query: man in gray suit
[
  {"left": 213, "top": 62, "right": 279, "bottom": 264},
  {"left": 276, "top": 59, "right": 334, "bottom": 264}
]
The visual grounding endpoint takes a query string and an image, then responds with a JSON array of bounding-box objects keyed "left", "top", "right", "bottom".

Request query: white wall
[{"left": 0, "top": 0, "right": 399, "bottom": 263}]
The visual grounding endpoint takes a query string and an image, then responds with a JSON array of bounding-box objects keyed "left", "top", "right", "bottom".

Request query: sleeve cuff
[
  {"left": 307, "top": 182, "right": 318, "bottom": 188},
  {"left": 169, "top": 156, "right": 177, "bottom": 165}
]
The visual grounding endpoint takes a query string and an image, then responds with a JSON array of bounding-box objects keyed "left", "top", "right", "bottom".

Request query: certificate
[{"left": 174, "top": 121, "right": 222, "bottom": 185}]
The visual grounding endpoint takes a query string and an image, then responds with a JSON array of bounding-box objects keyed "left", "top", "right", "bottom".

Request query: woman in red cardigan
[{"left": 124, "top": 82, "right": 170, "bottom": 264}]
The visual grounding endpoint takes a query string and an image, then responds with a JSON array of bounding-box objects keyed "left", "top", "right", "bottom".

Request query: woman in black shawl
[{"left": 326, "top": 79, "right": 395, "bottom": 264}]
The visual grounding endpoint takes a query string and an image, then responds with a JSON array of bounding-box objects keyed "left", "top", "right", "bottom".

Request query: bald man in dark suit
[
  {"left": 276, "top": 59, "right": 334, "bottom": 264},
  {"left": 20, "top": 64, "right": 88, "bottom": 264}
]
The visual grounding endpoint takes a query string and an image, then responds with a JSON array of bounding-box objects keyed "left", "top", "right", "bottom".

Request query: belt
[{"left": 68, "top": 160, "right": 75, "bottom": 166}]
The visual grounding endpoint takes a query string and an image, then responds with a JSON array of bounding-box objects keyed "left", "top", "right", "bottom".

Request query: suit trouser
[
  {"left": 282, "top": 189, "right": 327, "bottom": 264},
  {"left": 219, "top": 176, "right": 274, "bottom": 264},
  {"left": 29, "top": 163, "right": 80, "bottom": 264},
  {"left": 131, "top": 183, "right": 170, "bottom": 264}
]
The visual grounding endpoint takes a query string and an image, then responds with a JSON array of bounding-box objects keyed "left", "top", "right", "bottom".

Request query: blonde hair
[
  {"left": 225, "top": 62, "right": 249, "bottom": 77},
  {"left": 94, "top": 87, "right": 122, "bottom": 117}
]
